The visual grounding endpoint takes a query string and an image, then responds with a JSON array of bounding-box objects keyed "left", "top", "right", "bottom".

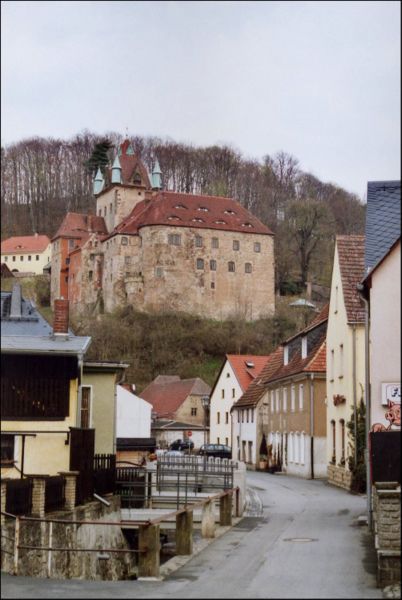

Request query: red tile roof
[
  {"left": 52, "top": 213, "right": 108, "bottom": 241},
  {"left": 110, "top": 191, "right": 274, "bottom": 238},
  {"left": 305, "top": 341, "right": 326, "bottom": 372},
  {"left": 227, "top": 355, "right": 271, "bottom": 392},
  {"left": 1, "top": 235, "right": 50, "bottom": 253},
  {"left": 139, "top": 376, "right": 211, "bottom": 419},
  {"left": 336, "top": 235, "right": 366, "bottom": 323},
  {"left": 233, "top": 346, "right": 284, "bottom": 408}
]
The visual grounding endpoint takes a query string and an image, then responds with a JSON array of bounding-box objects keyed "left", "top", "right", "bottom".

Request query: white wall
[
  {"left": 116, "top": 385, "right": 152, "bottom": 438},
  {"left": 210, "top": 359, "right": 243, "bottom": 447},
  {"left": 232, "top": 407, "right": 258, "bottom": 466},
  {"left": 370, "top": 241, "right": 401, "bottom": 428}
]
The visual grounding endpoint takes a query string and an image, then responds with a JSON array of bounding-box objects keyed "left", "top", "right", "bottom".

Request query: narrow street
[{"left": 1, "top": 472, "right": 382, "bottom": 599}]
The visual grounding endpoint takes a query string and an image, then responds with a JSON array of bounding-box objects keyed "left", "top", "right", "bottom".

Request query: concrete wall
[
  {"left": 326, "top": 243, "right": 366, "bottom": 489},
  {"left": 369, "top": 241, "right": 401, "bottom": 429},
  {"left": 1, "top": 496, "right": 134, "bottom": 580},
  {"left": 210, "top": 360, "right": 243, "bottom": 447}
]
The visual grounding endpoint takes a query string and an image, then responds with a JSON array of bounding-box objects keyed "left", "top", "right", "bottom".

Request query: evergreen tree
[
  {"left": 347, "top": 396, "right": 366, "bottom": 493},
  {"left": 84, "top": 138, "right": 113, "bottom": 176}
]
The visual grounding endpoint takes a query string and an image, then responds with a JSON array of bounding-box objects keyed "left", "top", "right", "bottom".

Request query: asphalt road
[{"left": 1, "top": 471, "right": 382, "bottom": 599}]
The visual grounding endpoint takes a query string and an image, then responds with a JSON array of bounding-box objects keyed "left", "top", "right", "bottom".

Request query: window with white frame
[
  {"left": 301, "top": 337, "right": 307, "bottom": 359},
  {"left": 275, "top": 389, "right": 280, "bottom": 412},
  {"left": 80, "top": 386, "right": 92, "bottom": 428},
  {"left": 283, "top": 387, "right": 287, "bottom": 411},
  {"left": 294, "top": 432, "right": 300, "bottom": 463},
  {"left": 300, "top": 432, "right": 305, "bottom": 465},
  {"left": 299, "top": 384, "right": 304, "bottom": 410},
  {"left": 284, "top": 346, "right": 289, "bottom": 366},
  {"left": 291, "top": 385, "right": 295, "bottom": 411},
  {"left": 270, "top": 390, "right": 274, "bottom": 412},
  {"left": 288, "top": 432, "right": 293, "bottom": 462}
]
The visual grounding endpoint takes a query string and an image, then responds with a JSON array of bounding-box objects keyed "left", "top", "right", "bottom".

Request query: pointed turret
[
  {"left": 93, "top": 167, "right": 105, "bottom": 195},
  {"left": 111, "top": 154, "right": 122, "bottom": 184},
  {"left": 151, "top": 158, "right": 162, "bottom": 190}
]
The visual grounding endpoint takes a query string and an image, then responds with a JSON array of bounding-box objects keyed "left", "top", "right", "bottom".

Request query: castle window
[
  {"left": 211, "top": 237, "right": 219, "bottom": 249},
  {"left": 174, "top": 204, "right": 187, "bottom": 210},
  {"left": 254, "top": 242, "right": 261, "bottom": 253},
  {"left": 196, "top": 258, "right": 204, "bottom": 270},
  {"left": 90, "top": 254, "right": 95, "bottom": 260},
  {"left": 88, "top": 270, "right": 93, "bottom": 281},
  {"left": 192, "top": 217, "right": 204, "bottom": 223},
  {"left": 133, "top": 172, "right": 142, "bottom": 184},
  {"left": 224, "top": 209, "right": 236, "bottom": 215},
  {"left": 210, "top": 259, "right": 217, "bottom": 271},
  {"left": 233, "top": 240, "right": 240, "bottom": 251},
  {"left": 155, "top": 266, "right": 163, "bottom": 278},
  {"left": 195, "top": 236, "right": 203, "bottom": 247},
  {"left": 245, "top": 262, "right": 252, "bottom": 273},
  {"left": 228, "top": 261, "right": 235, "bottom": 272},
  {"left": 198, "top": 206, "right": 209, "bottom": 212},
  {"left": 242, "top": 222, "right": 253, "bottom": 228},
  {"left": 191, "top": 407, "right": 197, "bottom": 416},
  {"left": 68, "top": 239, "right": 75, "bottom": 250},
  {"left": 211, "top": 282, "right": 215, "bottom": 289},
  {"left": 121, "top": 237, "right": 128, "bottom": 245},
  {"left": 215, "top": 220, "right": 226, "bottom": 225},
  {"left": 168, "top": 234, "right": 181, "bottom": 246},
  {"left": 124, "top": 256, "right": 131, "bottom": 266},
  {"left": 167, "top": 215, "right": 181, "bottom": 221}
]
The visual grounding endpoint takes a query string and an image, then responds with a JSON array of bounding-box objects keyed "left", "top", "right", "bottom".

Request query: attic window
[
  {"left": 242, "top": 223, "right": 254, "bottom": 228},
  {"left": 174, "top": 204, "right": 187, "bottom": 209},
  {"left": 132, "top": 172, "right": 142, "bottom": 184},
  {"left": 198, "top": 206, "right": 209, "bottom": 212},
  {"left": 301, "top": 336, "right": 307, "bottom": 359},
  {"left": 224, "top": 209, "right": 236, "bottom": 215},
  {"left": 192, "top": 218, "right": 204, "bottom": 223},
  {"left": 245, "top": 361, "right": 255, "bottom": 368},
  {"left": 168, "top": 215, "right": 181, "bottom": 221},
  {"left": 121, "top": 237, "right": 128, "bottom": 245},
  {"left": 215, "top": 220, "right": 226, "bottom": 225},
  {"left": 284, "top": 346, "right": 289, "bottom": 366},
  {"left": 16, "top": 245, "right": 23, "bottom": 249}
]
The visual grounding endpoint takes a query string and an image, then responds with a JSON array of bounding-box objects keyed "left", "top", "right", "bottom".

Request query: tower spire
[
  {"left": 93, "top": 167, "right": 105, "bottom": 195},
  {"left": 151, "top": 157, "right": 162, "bottom": 190},
  {"left": 111, "top": 154, "right": 122, "bottom": 184}
]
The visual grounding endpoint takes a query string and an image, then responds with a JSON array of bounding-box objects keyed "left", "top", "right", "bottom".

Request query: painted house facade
[
  {"left": 1, "top": 234, "right": 51, "bottom": 276},
  {"left": 326, "top": 236, "right": 366, "bottom": 490},
  {"left": 51, "top": 140, "right": 275, "bottom": 321},
  {"left": 1, "top": 285, "right": 91, "bottom": 478},
  {"left": 209, "top": 355, "right": 270, "bottom": 448}
]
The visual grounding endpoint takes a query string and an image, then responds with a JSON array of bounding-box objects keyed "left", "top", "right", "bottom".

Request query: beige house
[
  {"left": 82, "top": 361, "right": 128, "bottom": 455},
  {"left": 1, "top": 234, "right": 51, "bottom": 276},
  {"left": 326, "top": 236, "right": 366, "bottom": 490}
]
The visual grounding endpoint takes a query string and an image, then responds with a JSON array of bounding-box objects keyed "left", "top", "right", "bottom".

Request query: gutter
[
  {"left": 352, "top": 325, "right": 357, "bottom": 468},
  {"left": 357, "top": 283, "right": 372, "bottom": 530},
  {"left": 310, "top": 373, "right": 314, "bottom": 480}
]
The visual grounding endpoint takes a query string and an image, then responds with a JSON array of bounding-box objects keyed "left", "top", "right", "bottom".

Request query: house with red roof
[
  {"left": 232, "top": 305, "right": 328, "bottom": 475},
  {"left": 139, "top": 375, "right": 211, "bottom": 449},
  {"left": 209, "top": 355, "right": 270, "bottom": 450},
  {"left": 50, "top": 140, "right": 275, "bottom": 320},
  {"left": 326, "top": 235, "right": 366, "bottom": 490},
  {"left": 1, "top": 234, "right": 51, "bottom": 276}
]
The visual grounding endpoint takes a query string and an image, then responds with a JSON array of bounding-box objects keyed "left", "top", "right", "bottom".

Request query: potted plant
[{"left": 259, "top": 434, "right": 268, "bottom": 470}]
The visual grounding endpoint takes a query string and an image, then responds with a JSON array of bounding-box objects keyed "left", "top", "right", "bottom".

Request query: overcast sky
[{"left": 1, "top": 0, "right": 400, "bottom": 199}]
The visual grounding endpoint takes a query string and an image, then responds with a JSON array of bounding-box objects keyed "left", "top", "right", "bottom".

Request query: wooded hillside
[{"left": 1, "top": 131, "right": 365, "bottom": 291}]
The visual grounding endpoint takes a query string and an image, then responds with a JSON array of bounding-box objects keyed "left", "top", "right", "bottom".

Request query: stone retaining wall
[
  {"left": 372, "top": 482, "right": 401, "bottom": 587},
  {"left": 327, "top": 464, "right": 352, "bottom": 490}
]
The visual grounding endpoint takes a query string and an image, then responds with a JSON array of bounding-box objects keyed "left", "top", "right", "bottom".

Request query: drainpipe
[
  {"left": 352, "top": 325, "right": 358, "bottom": 468},
  {"left": 357, "top": 283, "right": 372, "bottom": 530},
  {"left": 76, "top": 353, "right": 84, "bottom": 427},
  {"left": 310, "top": 373, "right": 314, "bottom": 480}
]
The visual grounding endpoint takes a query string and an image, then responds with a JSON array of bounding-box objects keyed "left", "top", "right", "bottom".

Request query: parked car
[
  {"left": 163, "top": 450, "right": 184, "bottom": 457},
  {"left": 169, "top": 439, "right": 194, "bottom": 451},
  {"left": 198, "top": 444, "right": 232, "bottom": 459}
]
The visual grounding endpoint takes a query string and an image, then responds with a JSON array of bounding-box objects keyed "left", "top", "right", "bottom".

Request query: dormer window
[
  {"left": 174, "top": 204, "right": 187, "bottom": 210},
  {"left": 224, "top": 209, "right": 236, "bottom": 215},
  {"left": 284, "top": 346, "right": 289, "bottom": 366},
  {"left": 215, "top": 220, "right": 226, "bottom": 225},
  {"left": 167, "top": 215, "right": 181, "bottom": 221},
  {"left": 245, "top": 361, "right": 255, "bottom": 368},
  {"left": 242, "top": 222, "right": 254, "bottom": 228},
  {"left": 192, "top": 218, "right": 204, "bottom": 223},
  {"left": 302, "top": 337, "right": 307, "bottom": 359},
  {"left": 198, "top": 206, "right": 209, "bottom": 212},
  {"left": 132, "top": 172, "right": 142, "bottom": 185}
]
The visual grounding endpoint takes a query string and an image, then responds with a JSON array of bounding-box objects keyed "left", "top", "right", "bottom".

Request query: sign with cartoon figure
[
  {"left": 371, "top": 382, "right": 401, "bottom": 433},
  {"left": 381, "top": 383, "right": 401, "bottom": 405}
]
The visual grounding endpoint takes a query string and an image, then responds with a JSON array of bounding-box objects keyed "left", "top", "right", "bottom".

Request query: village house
[
  {"left": 209, "top": 354, "right": 270, "bottom": 449},
  {"left": 326, "top": 235, "right": 366, "bottom": 490},
  {"left": 115, "top": 383, "right": 156, "bottom": 464},
  {"left": 50, "top": 140, "right": 275, "bottom": 321},
  {"left": 1, "top": 284, "right": 91, "bottom": 478},
  {"left": 231, "top": 347, "right": 284, "bottom": 468},
  {"left": 262, "top": 305, "right": 328, "bottom": 478},
  {"left": 139, "top": 375, "right": 211, "bottom": 449},
  {"left": 1, "top": 234, "right": 51, "bottom": 276}
]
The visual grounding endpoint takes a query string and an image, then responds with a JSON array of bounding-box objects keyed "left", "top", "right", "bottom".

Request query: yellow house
[
  {"left": 1, "top": 234, "right": 51, "bottom": 276},
  {"left": 1, "top": 284, "right": 91, "bottom": 478},
  {"left": 82, "top": 361, "right": 129, "bottom": 455},
  {"left": 326, "top": 235, "right": 366, "bottom": 490}
]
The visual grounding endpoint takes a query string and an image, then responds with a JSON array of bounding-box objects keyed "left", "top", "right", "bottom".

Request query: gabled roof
[
  {"left": 232, "top": 346, "right": 284, "bottom": 409},
  {"left": 227, "top": 355, "right": 271, "bottom": 392},
  {"left": 139, "top": 376, "right": 211, "bottom": 418},
  {"left": 336, "top": 235, "right": 365, "bottom": 323},
  {"left": 51, "top": 213, "right": 108, "bottom": 241},
  {"left": 109, "top": 191, "right": 274, "bottom": 238},
  {"left": 365, "top": 180, "right": 401, "bottom": 273},
  {"left": 1, "top": 234, "right": 50, "bottom": 254}
]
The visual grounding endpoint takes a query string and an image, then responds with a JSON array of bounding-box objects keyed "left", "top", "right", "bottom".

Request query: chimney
[
  {"left": 53, "top": 297, "right": 69, "bottom": 336},
  {"left": 34, "top": 232, "right": 38, "bottom": 237}
]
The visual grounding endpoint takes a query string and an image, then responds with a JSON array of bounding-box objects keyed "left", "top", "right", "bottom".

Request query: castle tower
[{"left": 151, "top": 158, "right": 162, "bottom": 190}]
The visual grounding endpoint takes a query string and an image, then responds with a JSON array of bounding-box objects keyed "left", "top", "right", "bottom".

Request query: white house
[
  {"left": 209, "top": 355, "right": 270, "bottom": 449},
  {"left": 116, "top": 384, "right": 154, "bottom": 463}
]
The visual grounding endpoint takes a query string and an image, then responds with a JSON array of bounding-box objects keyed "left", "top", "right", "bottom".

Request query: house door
[{"left": 69, "top": 427, "right": 95, "bottom": 505}]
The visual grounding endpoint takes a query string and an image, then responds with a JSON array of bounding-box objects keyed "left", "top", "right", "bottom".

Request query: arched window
[{"left": 340, "top": 419, "right": 345, "bottom": 465}]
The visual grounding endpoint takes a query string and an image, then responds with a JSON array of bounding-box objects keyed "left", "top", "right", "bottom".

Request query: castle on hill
[{"left": 50, "top": 140, "right": 275, "bottom": 320}]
